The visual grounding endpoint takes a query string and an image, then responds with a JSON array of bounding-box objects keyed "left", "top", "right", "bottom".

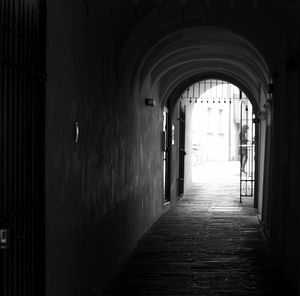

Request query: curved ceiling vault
[{"left": 120, "top": 25, "right": 271, "bottom": 109}]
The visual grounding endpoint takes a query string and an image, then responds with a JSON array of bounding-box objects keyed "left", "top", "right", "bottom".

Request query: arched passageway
[
  {"left": 40, "top": 1, "right": 300, "bottom": 295},
  {"left": 114, "top": 8, "right": 295, "bottom": 293},
  {"left": 126, "top": 24, "right": 272, "bottom": 222}
]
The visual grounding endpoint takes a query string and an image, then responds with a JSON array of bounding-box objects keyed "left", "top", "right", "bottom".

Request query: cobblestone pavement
[{"left": 102, "top": 182, "right": 295, "bottom": 296}]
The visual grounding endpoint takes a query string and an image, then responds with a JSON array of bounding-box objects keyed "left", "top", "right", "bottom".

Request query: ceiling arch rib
[
  {"left": 157, "top": 62, "right": 258, "bottom": 96},
  {"left": 131, "top": 26, "right": 270, "bottom": 108},
  {"left": 150, "top": 54, "right": 265, "bottom": 90},
  {"left": 139, "top": 29, "right": 269, "bottom": 83},
  {"left": 156, "top": 64, "right": 258, "bottom": 108}
]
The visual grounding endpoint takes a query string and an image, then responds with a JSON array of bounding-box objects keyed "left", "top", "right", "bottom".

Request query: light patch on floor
[
  {"left": 209, "top": 207, "right": 242, "bottom": 212},
  {"left": 192, "top": 161, "right": 240, "bottom": 183}
]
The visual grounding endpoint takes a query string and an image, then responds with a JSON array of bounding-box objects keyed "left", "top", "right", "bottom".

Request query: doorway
[
  {"left": 162, "top": 107, "right": 170, "bottom": 202},
  {"left": 178, "top": 80, "right": 257, "bottom": 206}
]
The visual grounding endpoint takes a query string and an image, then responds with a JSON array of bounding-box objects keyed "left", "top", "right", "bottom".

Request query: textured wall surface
[{"left": 46, "top": 2, "right": 164, "bottom": 295}]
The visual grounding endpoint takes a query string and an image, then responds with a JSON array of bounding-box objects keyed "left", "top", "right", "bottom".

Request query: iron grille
[{"left": 0, "top": 0, "right": 46, "bottom": 295}]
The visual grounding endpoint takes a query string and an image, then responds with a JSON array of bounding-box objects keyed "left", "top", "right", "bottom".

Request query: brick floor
[{"left": 102, "top": 182, "right": 295, "bottom": 295}]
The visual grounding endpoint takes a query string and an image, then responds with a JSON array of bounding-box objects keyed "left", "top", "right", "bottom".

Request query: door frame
[{"left": 178, "top": 101, "right": 186, "bottom": 198}]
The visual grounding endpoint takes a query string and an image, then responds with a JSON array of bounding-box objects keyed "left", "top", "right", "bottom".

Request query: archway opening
[
  {"left": 122, "top": 23, "right": 272, "bottom": 217},
  {"left": 175, "top": 79, "right": 258, "bottom": 207}
]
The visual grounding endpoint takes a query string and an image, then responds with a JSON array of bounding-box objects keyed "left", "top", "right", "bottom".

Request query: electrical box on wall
[{"left": 145, "top": 98, "right": 157, "bottom": 107}]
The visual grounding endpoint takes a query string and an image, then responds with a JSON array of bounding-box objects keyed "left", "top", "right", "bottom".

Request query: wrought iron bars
[
  {"left": 180, "top": 80, "right": 234, "bottom": 103},
  {"left": 0, "top": 0, "right": 46, "bottom": 295}
]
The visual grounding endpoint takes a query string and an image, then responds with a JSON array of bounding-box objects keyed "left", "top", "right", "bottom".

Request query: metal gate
[
  {"left": 239, "top": 96, "right": 255, "bottom": 202},
  {"left": 179, "top": 80, "right": 256, "bottom": 204},
  {"left": 0, "top": 0, "right": 46, "bottom": 295}
]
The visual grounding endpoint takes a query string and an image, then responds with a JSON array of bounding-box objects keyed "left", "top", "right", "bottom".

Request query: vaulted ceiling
[{"left": 115, "top": 0, "right": 299, "bottom": 107}]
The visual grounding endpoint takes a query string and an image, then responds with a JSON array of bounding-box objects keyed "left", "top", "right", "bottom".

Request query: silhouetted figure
[{"left": 240, "top": 125, "right": 249, "bottom": 173}]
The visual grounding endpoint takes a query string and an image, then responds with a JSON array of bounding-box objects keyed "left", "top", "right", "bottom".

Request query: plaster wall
[
  {"left": 257, "top": 119, "right": 266, "bottom": 216},
  {"left": 267, "top": 59, "right": 299, "bottom": 292},
  {"left": 274, "top": 68, "right": 299, "bottom": 287},
  {"left": 46, "top": 1, "right": 164, "bottom": 295},
  {"left": 170, "top": 102, "right": 180, "bottom": 201},
  {"left": 257, "top": 86, "right": 268, "bottom": 215}
]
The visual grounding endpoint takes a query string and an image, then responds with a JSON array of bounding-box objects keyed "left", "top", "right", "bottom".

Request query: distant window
[{"left": 218, "top": 109, "right": 224, "bottom": 133}]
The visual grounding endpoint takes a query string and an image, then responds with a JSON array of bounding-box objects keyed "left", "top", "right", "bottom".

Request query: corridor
[
  {"left": 103, "top": 182, "right": 292, "bottom": 295},
  {"left": 1, "top": 1, "right": 300, "bottom": 295}
]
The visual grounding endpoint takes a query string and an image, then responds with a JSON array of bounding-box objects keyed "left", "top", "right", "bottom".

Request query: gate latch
[{"left": 0, "top": 229, "right": 9, "bottom": 249}]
